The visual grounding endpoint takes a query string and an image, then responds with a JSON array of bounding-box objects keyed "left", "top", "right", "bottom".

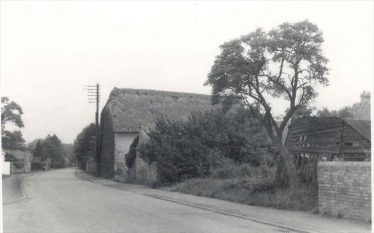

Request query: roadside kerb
[
  {"left": 2, "top": 175, "right": 27, "bottom": 205},
  {"left": 144, "top": 193, "right": 317, "bottom": 233},
  {"left": 3, "top": 171, "right": 53, "bottom": 205},
  {"left": 74, "top": 169, "right": 371, "bottom": 233}
]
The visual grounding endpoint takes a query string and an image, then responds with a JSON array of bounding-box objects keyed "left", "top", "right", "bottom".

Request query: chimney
[{"left": 360, "top": 91, "right": 370, "bottom": 104}]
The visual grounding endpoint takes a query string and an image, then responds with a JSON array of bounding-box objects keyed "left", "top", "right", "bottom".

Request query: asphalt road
[{"left": 2, "top": 168, "right": 292, "bottom": 233}]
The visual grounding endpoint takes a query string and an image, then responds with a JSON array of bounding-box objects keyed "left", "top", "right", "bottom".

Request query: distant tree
[
  {"left": 285, "top": 105, "right": 315, "bottom": 119},
  {"left": 317, "top": 106, "right": 353, "bottom": 118},
  {"left": 337, "top": 106, "right": 354, "bottom": 118},
  {"left": 62, "top": 143, "right": 75, "bottom": 166},
  {"left": 33, "top": 140, "right": 43, "bottom": 158},
  {"left": 28, "top": 138, "right": 43, "bottom": 151},
  {"left": 317, "top": 107, "right": 337, "bottom": 117},
  {"left": 205, "top": 20, "right": 329, "bottom": 187},
  {"left": 74, "top": 124, "right": 96, "bottom": 170},
  {"left": 43, "top": 135, "right": 65, "bottom": 168},
  {"left": 31, "top": 139, "right": 49, "bottom": 162},
  {"left": 1, "top": 97, "right": 25, "bottom": 149}
]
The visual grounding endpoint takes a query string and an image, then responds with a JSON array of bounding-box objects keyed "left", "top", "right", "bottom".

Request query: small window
[
  {"left": 345, "top": 142, "right": 353, "bottom": 147},
  {"left": 299, "top": 136, "right": 303, "bottom": 141},
  {"left": 303, "top": 135, "right": 307, "bottom": 141},
  {"left": 353, "top": 142, "right": 360, "bottom": 147}
]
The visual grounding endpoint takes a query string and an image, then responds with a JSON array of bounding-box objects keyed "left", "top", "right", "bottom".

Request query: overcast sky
[{"left": 1, "top": 1, "right": 373, "bottom": 143}]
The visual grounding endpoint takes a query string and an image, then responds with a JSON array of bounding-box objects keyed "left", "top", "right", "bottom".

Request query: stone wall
[
  {"left": 126, "top": 124, "right": 159, "bottom": 186},
  {"left": 133, "top": 155, "right": 158, "bottom": 186},
  {"left": 3, "top": 149, "right": 32, "bottom": 173},
  {"left": 113, "top": 132, "right": 138, "bottom": 182},
  {"left": 318, "top": 162, "right": 371, "bottom": 222}
]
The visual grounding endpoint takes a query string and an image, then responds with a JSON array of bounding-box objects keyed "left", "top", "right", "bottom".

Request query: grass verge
[{"left": 163, "top": 177, "right": 317, "bottom": 211}]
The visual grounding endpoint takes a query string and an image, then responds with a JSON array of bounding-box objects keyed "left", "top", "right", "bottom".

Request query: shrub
[
  {"left": 140, "top": 107, "right": 274, "bottom": 185},
  {"left": 73, "top": 124, "right": 96, "bottom": 170}
]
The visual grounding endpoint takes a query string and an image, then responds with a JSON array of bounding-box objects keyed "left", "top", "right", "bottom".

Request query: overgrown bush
[
  {"left": 140, "top": 107, "right": 275, "bottom": 185},
  {"left": 73, "top": 124, "right": 96, "bottom": 170}
]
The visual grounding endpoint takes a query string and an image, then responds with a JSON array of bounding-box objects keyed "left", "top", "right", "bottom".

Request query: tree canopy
[
  {"left": 317, "top": 106, "right": 353, "bottom": 118},
  {"left": 1, "top": 97, "right": 25, "bottom": 149},
  {"left": 205, "top": 20, "right": 329, "bottom": 186},
  {"left": 43, "top": 135, "right": 66, "bottom": 168}
]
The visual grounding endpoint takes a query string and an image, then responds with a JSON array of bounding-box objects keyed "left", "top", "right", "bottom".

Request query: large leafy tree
[
  {"left": 205, "top": 20, "right": 329, "bottom": 187},
  {"left": 44, "top": 134, "right": 65, "bottom": 168},
  {"left": 1, "top": 97, "right": 25, "bottom": 149}
]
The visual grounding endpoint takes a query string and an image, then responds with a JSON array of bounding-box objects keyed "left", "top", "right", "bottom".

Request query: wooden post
[
  {"left": 95, "top": 83, "right": 100, "bottom": 177},
  {"left": 85, "top": 83, "right": 101, "bottom": 176}
]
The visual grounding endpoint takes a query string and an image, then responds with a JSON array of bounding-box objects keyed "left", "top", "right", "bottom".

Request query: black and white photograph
[{"left": 0, "top": 1, "right": 372, "bottom": 232}]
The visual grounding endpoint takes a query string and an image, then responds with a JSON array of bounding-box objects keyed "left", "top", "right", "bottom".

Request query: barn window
[
  {"left": 353, "top": 142, "right": 359, "bottom": 147},
  {"left": 345, "top": 142, "right": 353, "bottom": 147}
]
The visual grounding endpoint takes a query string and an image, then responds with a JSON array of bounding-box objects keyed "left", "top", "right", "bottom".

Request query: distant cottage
[
  {"left": 99, "top": 88, "right": 214, "bottom": 178},
  {"left": 285, "top": 117, "right": 371, "bottom": 162}
]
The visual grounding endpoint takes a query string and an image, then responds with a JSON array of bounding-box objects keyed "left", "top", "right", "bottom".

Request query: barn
[
  {"left": 99, "top": 88, "right": 214, "bottom": 179},
  {"left": 285, "top": 117, "right": 371, "bottom": 162}
]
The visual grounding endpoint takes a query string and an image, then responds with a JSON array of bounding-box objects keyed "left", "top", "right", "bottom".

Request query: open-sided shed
[{"left": 285, "top": 117, "right": 371, "bottom": 162}]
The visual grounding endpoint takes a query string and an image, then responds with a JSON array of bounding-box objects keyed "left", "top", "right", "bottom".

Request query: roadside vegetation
[
  {"left": 31, "top": 135, "right": 66, "bottom": 168},
  {"left": 141, "top": 107, "right": 317, "bottom": 211},
  {"left": 140, "top": 20, "right": 326, "bottom": 211},
  {"left": 74, "top": 123, "right": 96, "bottom": 170},
  {"left": 1, "top": 97, "right": 25, "bottom": 150},
  {"left": 141, "top": 107, "right": 274, "bottom": 185}
]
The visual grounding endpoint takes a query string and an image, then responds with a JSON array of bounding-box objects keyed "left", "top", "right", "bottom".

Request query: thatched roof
[{"left": 103, "top": 88, "right": 214, "bottom": 133}]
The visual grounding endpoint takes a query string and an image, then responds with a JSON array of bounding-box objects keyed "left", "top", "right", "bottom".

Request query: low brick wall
[{"left": 318, "top": 162, "right": 371, "bottom": 222}]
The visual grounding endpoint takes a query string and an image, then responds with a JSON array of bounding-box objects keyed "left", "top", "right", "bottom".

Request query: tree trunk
[
  {"left": 263, "top": 111, "right": 299, "bottom": 189},
  {"left": 273, "top": 141, "right": 299, "bottom": 190}
]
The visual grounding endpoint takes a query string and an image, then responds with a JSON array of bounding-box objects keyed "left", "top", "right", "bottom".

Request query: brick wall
[{"left": 318, "top": 162, "right": 371, "bottom": 222}]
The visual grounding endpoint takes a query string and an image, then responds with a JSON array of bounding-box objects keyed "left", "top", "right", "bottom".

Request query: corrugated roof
[
  {"left": 343, "top": 118, "right": 371, "bottom": 142},
  {"left": 103, "top": 88, "right": 215, "bottom": 133}
]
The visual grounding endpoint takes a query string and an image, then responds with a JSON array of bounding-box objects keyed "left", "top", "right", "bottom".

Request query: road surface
[{"left": 3, "top": 168, "right": 294, "bottom": 233}]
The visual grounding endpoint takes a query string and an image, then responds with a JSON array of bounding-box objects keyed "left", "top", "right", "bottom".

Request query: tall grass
[{"left": 164, "top": 161, "right": 317, "bottom": 211}]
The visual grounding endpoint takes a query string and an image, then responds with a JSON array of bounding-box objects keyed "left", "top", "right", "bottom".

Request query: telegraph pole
[{"left": 84, "top": 83, "right": 100, "bottom": 176}]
